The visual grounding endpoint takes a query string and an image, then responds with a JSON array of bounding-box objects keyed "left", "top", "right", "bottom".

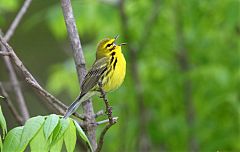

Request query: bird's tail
[{"left": 63, "top": 95, "right": 83, "bottom": 119}]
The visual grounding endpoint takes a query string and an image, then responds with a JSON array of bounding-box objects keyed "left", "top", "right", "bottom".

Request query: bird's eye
[{"left": 106, "top": 43, "right": 112, "bottom": 48}]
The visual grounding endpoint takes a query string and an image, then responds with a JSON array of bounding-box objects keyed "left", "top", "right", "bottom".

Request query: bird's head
[{"left": 96, "top": 35, "right": 126, "bottom": 59}]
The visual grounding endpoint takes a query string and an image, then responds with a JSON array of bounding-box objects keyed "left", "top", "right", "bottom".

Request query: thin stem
[
  {"left": 1, "top": 44, "right": 30, "bottom": 121},
  {"left": 94, "top": 110, "right": 104, "bottom": 118},
  {"left": 95, "top": 117, "right": 118, "bottom": 126},
  {"left": 0, "top": 82, "right": 23, "bottom": 125},
  {"left": 98, "top": 82, "right": 114, "bottom": 124},
  {"left": 95, "top": 122, "right": 116, "bottom": 152},
  {"left": 95, "top": 82, "right": 117, "bottom": 152}
]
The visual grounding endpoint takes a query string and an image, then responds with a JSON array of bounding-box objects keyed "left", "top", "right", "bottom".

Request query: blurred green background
[{"left": 0, "top": 0, "right": 239, "bottom": 151}]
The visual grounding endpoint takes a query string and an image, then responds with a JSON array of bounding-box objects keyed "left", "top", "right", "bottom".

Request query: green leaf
[
  {"left": 64, "top": 119, "right": 76, "bottom": 152},
  {"left": 43, "top": 114, "right": 59, "bottom": 140},
  {"left": 0, "top": 105, "right": 7, "bottom": 138},
  {"left": 50, "top": 136, "right": 63, "bottom": 152},
  {"left": 3, "top": 126, "right": 23, "bottom": 152},
  {"left": 30, "top": 126, "right": 49, "bottom": 152},
  {"left": 74, "top": 120, "right": 93, "bottom": 152},
  {"left": 50, "top": 118, "right": 70, "bottom": 147},
  {"left": 0, "top": 96, "right": 4, "bottom": 99},
  {"left": 17, "top": 116, "right": 45, "bottom": 152},
  {"left": 0, "top": 135, "right": 2, "bottom": 152}
]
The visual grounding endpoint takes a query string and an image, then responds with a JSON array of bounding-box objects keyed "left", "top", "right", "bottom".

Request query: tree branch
[
  {"left": 0, "top": 37, "right": 85, "bottom": 120},
  {"left": 0, "top": 52, "right": 11, "bottom": 56},
  {"left": 95, "top": 82, "right": 117, "bottom": 152},
  {"left": 94, "top": 117, "right": 118, "bottom": 126},
  {"left": 0, "top": 0, "right": 33, "bottom": 122},
  {"left": 94, "top": 110, "right": 104, "bottom": 118},
  {"left": 98, "top": 82, "right": 115, "bottom": 124},
  {"left": 95, "top": 121, "right": 116, "bottom": 152},
  {"left": 1, "top": 44, "right": 30, "bottom": 122},
  {"left": 60, "top": 0, "right": 97, "bottom": 150},
  {"left": 0, "top": 82, "right": 23, "bottom": 125}
]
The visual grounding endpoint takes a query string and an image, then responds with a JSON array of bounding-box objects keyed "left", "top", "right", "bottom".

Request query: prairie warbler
[{"left": 64, "top": 35, "right": 126, "bottom": 118}]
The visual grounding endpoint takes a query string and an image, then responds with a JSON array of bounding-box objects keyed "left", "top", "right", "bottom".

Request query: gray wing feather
[{"left": 80, "top": 57, "right": 109, "bottom": 95}]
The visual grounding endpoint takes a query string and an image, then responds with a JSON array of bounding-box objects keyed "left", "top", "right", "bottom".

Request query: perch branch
[
  {"left": 95, "top": 82, "right": 117, "bottom": 152},
  {"left": 98, "top": 82, "right": 115, "bottom": 124},
  {"left": 0, "top": 82, "right": 23, "bottom": 125},
  {"left": 95, "top": 121, "right": 116, "bottom": 152},
  {"left": 0, "top": 37, "right": 85, "bottom": 120},
  {"left": 60, "top": 0, "right": 97, "bottom": 150}
]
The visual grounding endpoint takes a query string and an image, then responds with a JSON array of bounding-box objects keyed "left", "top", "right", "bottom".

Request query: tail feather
[
  {"left": 63, "top": 91, "right": 97, "bottom": 119},
  {"left": 63, "top": 95, "right": 82, "bottom": 119}
]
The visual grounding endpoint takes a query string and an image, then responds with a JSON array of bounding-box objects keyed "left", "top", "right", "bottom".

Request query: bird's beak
[
  {"left": 114, "top": 35, "right": 126, "bottom": 46},
  {"left": 119, "top": 43, "right": 127, "bottom": 46}
]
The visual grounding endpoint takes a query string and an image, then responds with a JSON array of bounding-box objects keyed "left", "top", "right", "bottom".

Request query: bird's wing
[{"left": 80, "top": 57, "right": 109, "bottom": 95}]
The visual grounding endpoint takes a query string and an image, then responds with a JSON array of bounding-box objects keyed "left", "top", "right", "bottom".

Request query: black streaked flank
[
  {"left": 110, "top": 51, "right": 116, "bottom": 64},
  {"left": 113, "top": 58, "right": 117, "bottom": 70},
  {"left": 109, "top": 45, "right": 116, "bottom": 52}
]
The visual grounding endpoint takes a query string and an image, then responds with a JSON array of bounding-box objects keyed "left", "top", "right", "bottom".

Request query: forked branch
[
  {"left": 0, "top": 37, "right": 85, "bottom": 120},
  {"left": 95, "top": 82, "right": 117, "bottom": 152}
]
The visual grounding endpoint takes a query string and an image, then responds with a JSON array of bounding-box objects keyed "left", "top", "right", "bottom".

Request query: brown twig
[
  {"left": 60, "top": 0, "right": 97, "bottom": 150},
  {"left": 0, "top": 37, "right": 85, "bottom": 120},
  {"left": 95, "top": 82, "right": 117, "bottom": 152},
  {"left": 98, "top": 82, "right": 114, "bottom": 124},
  {"left": 0, "top": 82, "right": 23, "bottom": 125},
  {"left": 95, "top": 121, "right": 116, "bottom": 152},
  {"left": 4, "top": 0, "right": 32, "bottom": 41}
]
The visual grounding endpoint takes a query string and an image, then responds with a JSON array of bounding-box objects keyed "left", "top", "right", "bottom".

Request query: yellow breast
[{"left": 103, "top": 51, "right": 126, "bottom": 92}]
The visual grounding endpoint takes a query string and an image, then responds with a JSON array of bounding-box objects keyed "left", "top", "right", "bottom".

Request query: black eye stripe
[{"left": 106, "top": 43, "right": 113, "bottom": 48}]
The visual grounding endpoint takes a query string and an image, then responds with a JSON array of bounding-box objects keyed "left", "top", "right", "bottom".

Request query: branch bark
[
  {"left": 95, "top": 121, "right": 116, "bottom": 152},
  {"left": 60, "top": 0, "right": 97, "bottom": 150},
  {"left": 95, "top": 82, "right": 117, "bottom": 152}
]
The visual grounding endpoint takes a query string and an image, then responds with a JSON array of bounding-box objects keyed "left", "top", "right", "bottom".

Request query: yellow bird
[{"left": 64, "top": 35, "right": 126, "bottom": 118}]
